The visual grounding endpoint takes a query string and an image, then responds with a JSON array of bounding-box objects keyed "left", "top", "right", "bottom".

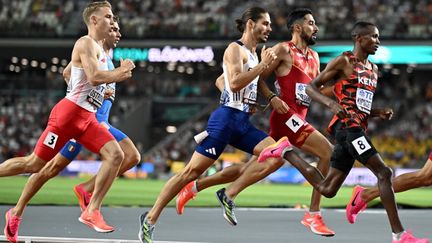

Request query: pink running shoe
[
  {"left": 346, "top": 186, "right": 367, "bottom": 224},
  {"left": 74, "top": 184, "right": 92, "bottom": 212},
  {"left": 79, "top": 209, "right": 114, "bottom": 233},
  {"left": 4, "top": 208, "right": 21, "bottom": 243},
  {"left": 258, "top": 136, "right": 293, "bottom": 163},
  {"left": 392, "top": 230, "right": 429, "bottom": 243},
  {"left": 176, "top": 181, "right": 197, "bottom": 215}
]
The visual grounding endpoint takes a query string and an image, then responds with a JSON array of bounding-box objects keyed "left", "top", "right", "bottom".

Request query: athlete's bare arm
[
  {"left": 306, "top": 55, "right": 351, "bottom": 118},
  {"left": 63, "top": 63, "right": 72, "bottom": 83},
  {"left": 224, "top": 43, "right": 275, "bottom": 92},
  {"left": 72, "top": 36, "right": 135, "bottom": 85},
  {"left": 215, "top": 74, "right": 224, "bottom": 92}
]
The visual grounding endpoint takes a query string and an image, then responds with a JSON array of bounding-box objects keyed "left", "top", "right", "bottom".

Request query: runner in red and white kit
[
  {"left": 1, "top": 2, "right": 135, "bottom": 240},
  {"left": 175, "top": 8, "right": 335, "bottom": 237}
]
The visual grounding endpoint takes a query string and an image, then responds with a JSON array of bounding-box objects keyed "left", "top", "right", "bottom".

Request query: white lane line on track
[{"left": 0, "top": 235, "right": 209, "bottom": 243}]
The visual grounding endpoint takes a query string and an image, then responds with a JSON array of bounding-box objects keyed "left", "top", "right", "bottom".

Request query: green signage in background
[{"left": 313, "top": 45, "right": 432, "bottom": 64}]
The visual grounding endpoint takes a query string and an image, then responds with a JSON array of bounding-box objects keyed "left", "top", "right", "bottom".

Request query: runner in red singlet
[
  {"left": 259, "top": 21, "right": 428, "bottom": 242},
  {"left": 175, "top": 8, "right": 335, "bottom": 237}
]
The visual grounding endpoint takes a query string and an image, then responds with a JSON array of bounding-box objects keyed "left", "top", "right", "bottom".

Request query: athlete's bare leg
[
  {"left": 86, "top": 140, "right": 123, "bottom": 213},
  {"left": 81, "top": 137, "right": 140, "bottom": 193},
  {"left": 361, "top": 158, "right": 432, "bottom": 203},
  {"left": 0, "top": 153, "right": 47, "bottom": 177},
  {"left": 225, "top": 137, "right": 284, "bottom": 200},
  {"left": 146, "top": 152, "right": 216, "bottom": 224},
  {"left": 13, "top": 154, "right": 71, "bottom": 217},
  {"left": 297, "top": 131, "right": 333, "bottom": 211}
]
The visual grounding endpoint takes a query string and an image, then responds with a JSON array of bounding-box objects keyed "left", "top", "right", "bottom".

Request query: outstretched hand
[{"left": 379, "top": 108, "right": 394, "bottom": 120}]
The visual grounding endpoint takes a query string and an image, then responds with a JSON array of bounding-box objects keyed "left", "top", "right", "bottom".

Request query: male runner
[
  {"left": 259, "top": 21, "right": 428, "bottom": 242},
  {"left": 346, "top": 152, "right": 432, "bottom": 224},
  {"left": 1, "top": 1, "right": 135, "bottom": 241},
  {"left": 176, "top": 8, "right": 335, "bottom": 236},
  {"left": 138, "top": 7, "right": 282, "bottom": 243},
  {"left": 4, "top": 20, "right": 140, "bottom": 242}
]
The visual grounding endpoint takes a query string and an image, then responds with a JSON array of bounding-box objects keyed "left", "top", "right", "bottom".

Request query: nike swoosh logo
[
  {"left": 351, "top": 192, "right": 360, "bottom": 207},
  {"left": 270, "top": 148, "right": 278, "bottom": 154}
]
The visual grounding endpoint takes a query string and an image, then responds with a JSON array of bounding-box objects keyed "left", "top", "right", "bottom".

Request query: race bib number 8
[
  {"left": 285, "top": 114, "right": 305, "bottom": 133},
  {"left": 352, "top": 136, "right": 371, "bottom": 155},
  {"left": 43, "top": 131, "right": 59, "bottom": 149}
]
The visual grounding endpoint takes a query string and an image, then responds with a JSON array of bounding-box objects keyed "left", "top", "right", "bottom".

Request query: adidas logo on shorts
[{"left": 205, "top": 147, "right": 216, "bottom": 155}]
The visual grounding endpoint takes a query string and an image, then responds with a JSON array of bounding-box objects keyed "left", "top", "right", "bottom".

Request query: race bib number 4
[
  {"left": 356, "top": 88, "right": 374, "bottom": 114},
  {"left": 295, "top": 83, "right": 311, "bottom": 107},
  {"left": 285, "top": 114, "right": 305, "bottom": 133},
  {"left": 351, "top": 136, "right": 371, "bottom": 155},
  {"left": 43, "top": 131, "right": 59, "bottom": 149}
]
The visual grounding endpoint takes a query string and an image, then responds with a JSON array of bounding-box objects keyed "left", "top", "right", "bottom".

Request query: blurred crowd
[
  {"left": 1, "top": 0, "right": 431, "bottom": 39},
  {"left": 0, "top": 64, "right": 431, "bottom": 176}
]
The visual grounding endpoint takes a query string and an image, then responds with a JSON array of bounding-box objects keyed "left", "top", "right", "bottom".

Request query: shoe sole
[
  {"left": 215, "top": 192, "right": 236, "bottom": 226},
  {"left": 138, "top": 214, "right": 144, "bottom": 242},
  {"left": 78, "top": 217, "right": 114, "bottom": 233},
  {"left": 301, "top": 219, "right": 335, "bottom": 237},
  {"left": 73, "top": 187, "right": 87, "bottom": 212}
]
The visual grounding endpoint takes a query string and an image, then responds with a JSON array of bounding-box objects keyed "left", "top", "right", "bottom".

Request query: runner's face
[
  {"left": 252, "top": 13, "right": 272, "bottom": 43},
  {"left": 359, "top": 26, "right": 380, "bottom": 55},
  {"left": 94, "top": 6, "right": 114, "bottom": 38},
  {"left": 299, "top": 14, "right": 318, "bottom": 46},
  {"left": 107, "top": 23, "right": 121, "bottom": 49}
]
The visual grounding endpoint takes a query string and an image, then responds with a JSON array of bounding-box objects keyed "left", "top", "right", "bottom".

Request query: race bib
[
  {"left": 295, "top": 83, "right": 311, "bottom": 107},
  {"left": 351, "top": 136, "right": 371, "bottom": 155},
  {"left": 87, "top": 85, "right": 105, "bottom": 108},
  {"left": 285, "top": 114, "right": 305, "bottom": 133},
  {"left": 43, "top": 131, "right": 59, "bottom": 149},
  {"left": 356, "top": 88, "right": 374, "bottom": 114},
  {"left": 106, "top": 83, "right": 116, "bottom": 102}
]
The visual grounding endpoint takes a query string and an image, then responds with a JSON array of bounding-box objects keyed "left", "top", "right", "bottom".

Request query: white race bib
[
  {"left": 285, "top": 114, "right": 305, "bottom": 133},
  {"left": 87, "top": 85, "right": 106, "bottom": 108},
  {"left": 295, "top": 83, "right": 311, "bottom": 107},
  {"left": 351, "top": 136, "right": 371, "bottom": 155},
  {"left": 356, "top": 88, "right": 374, "bottom": 114},
  {"left": 43, "top": 131, "right": 59, "bottom": 149}
]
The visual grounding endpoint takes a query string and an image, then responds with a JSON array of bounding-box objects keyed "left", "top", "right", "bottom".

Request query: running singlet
[
  {"left": 328, "top": 51, "right": 378, "bottom": 133},
  {"left": 66, "top": 39, "right": 109, "bottom": 112},
  {"left": 276, "top": 41, "right": 319, "bottom": 118},
  {"left": 219, "top": 40, "right": 258, "bottom": 113},
  {"left": 96, "top": 55, "right": 116, "bottom": 122}
]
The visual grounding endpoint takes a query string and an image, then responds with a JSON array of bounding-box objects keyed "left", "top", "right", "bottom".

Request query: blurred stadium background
[{"left": 0, "top": 0, "right": 431, "bottom": 190}]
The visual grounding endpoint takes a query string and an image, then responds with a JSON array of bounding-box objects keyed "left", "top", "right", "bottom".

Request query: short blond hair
[{"left": 82, "top": 1, "right": 112, "bottom": 26}]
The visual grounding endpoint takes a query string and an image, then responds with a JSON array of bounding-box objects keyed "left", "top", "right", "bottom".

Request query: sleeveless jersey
[
  {"left": 105, "top": 55, "right": 116, "bottom": 102},
  {"left": 276, "top": 41, "right": 319, "bottom": 118},
  {"left": 66, "top": 38, "right": 108, "bottom": 112},
  {"left": 219, "top": 41, "right": 258, "bottom": 113},
  {"left": 328, "top": 51, "right": 378, "bottom": 133}
]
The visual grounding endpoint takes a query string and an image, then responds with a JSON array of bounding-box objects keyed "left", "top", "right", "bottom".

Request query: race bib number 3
[
  {"left": 43, "top": 132, "right": 59, "bottom": 149},
  {"left": 285, "top": 114, "right": 305, "bottom": 133},
  {"left": 356, "top": 88, "right": 374, "bottom": 114},
  {"left": 352, "top": 136, "right": 371, "bottom": 155}
]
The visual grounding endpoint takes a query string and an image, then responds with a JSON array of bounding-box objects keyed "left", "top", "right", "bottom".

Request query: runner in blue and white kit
[{"left": 138, "top": 7, "right": 285, "bottom": 243}]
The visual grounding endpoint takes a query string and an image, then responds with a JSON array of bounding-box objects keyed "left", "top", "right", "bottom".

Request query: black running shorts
[{"left": 330, "top": 126, "right": 378, "bottom": 174}]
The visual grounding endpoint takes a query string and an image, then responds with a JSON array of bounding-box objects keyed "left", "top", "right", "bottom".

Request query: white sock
[
  {"left": 191, "top": 181, "right": 198, "bottom": 193},
  {"left": 309, "top": 211, "right": 321, "bottom": 216},
  {"left": 392, "top": 231, "right": 405, "bottom": 241}
]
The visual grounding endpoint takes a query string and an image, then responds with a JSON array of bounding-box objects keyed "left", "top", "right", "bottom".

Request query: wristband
[{"left": 267, "top": 93, "right": 277, "bottom": 102}]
